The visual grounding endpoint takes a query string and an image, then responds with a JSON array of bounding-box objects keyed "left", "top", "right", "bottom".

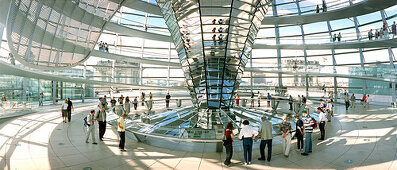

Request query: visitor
[
  {"left": 149, "top": 92, "right": 153, "bottom": 99},
  {"left": 350, "top": 93, "right": 356, "bottom": 108},
  {"left": 368, "top": 29, "right": 373, "bottom": 40},
  {"left": 118, "top": 95, "right": 124, "bottom": 105},
  {"left": 366, "top": 94, "right": 370, "bottom": 108},
  {"left": 288, "top": 95, "right": 293, "bottom": 110},
  {"left": 258, "top": 116, "right": 272, "bottom": 162},
  {"left": 383, "top": 22, "right": 387, "bottom": 31},
  {"left": 103, "top": 95, "right": 108, "bottom": 109},
  {"left": 380, "top": 28, "right": 384, "bottom": 39},
  {"left": 133, "top": 97, "right": 138, "bottom": 110},
  {"left": 327, "top": 100, "right": 334, "bottom": 122},
  {"left": 223, "top": 122, "right": 234, "bottom": 166},
  {"left": 124, "top": 96, "right": 130, "bottom": 114},
  {"left": 147, "top": 95, "right": 153, "bottom": 111},
  {"left": 280, "top": 115, "right": 291, "bottom": 157},
  {"left": 337, "top": 32, "right": 341, "bottom": 42},
  {"left": 316, "top": 5, "right": 320, "bottom": 13},
  {"left": 105, "top": 43, "right": 109, "bottom": 52},
  {"left": 141, "top": 92, "right": 145, "bottom": 106},
  {"left": 97, "top": 97, "right": 104, "bottom": 110},
  {"left": 238, "top": 120, "right": 258, "bottom": 165},
  {"left": 392, "top": 21, "right": 396, "bottom": 38},
  {"left": 67, "top": 98, "right": 73, "bottom": 122},
  {"left": 322, "top": 0, "right": 327, "bottom": 12},
  {"left": 118, "top": 114, "right": 127, "bottom": 151},
  {"left": 318, "top": 107, "right": 326, "bottom": 140},
  {"left": 85, "top": 110, "right": 98, "bottom": 144},
  {"left": 236, "top": 94, "right": 240, "bottom": 106},
  {"left": 218, "top": 27, "right": 223, "bottom": 33},
  {"left": 267, "top": 93, "right": 271, "bottom": 107},
  {"left": 362, "top": 94, "right": 367, "bottom": 107},
  {"left": 301, "top": 111, "right": 314, "bottom": 156},
  {"left": 295, "top": 115, "right": 304, "bottom": 152},
  {"left": 375, "top": 29, "right": 379, "bottom": 39},
  {"left": 99, "top": 41, "right": 103, "bottom": 51},
  {"left": 250, "top": 92, "right": 254, "bottom": 107},
  {"left": 61, "top": 99, "right": 68, "bottom": 123},
  {"left": 345, "top": 93, "right": 350, "bottom": 111},
  {"left": 218, "top": 19, "right": 224, "bottom": 24},
  {"left": 212, "top": 19, "right": 216, "bottom": 24},
  {"left": 302, "top": 95, "right": 307, "bottom": 108},
  {"left": 297, "top": 95, "right": 302, "bottom": 112},
  {"left": 212, "top": 27, "right": 216, "bottom": 33},
  {"left": 2, "top": 94, "right": 8, "bottom": 108},
  {"left": 333, "top": 33, "right": 336, "bottom": 42},
  {"left": 111, "top": 97, "right": 117, "bottom": 107},
  {"left": 166, "top": 93, "right": 171, "bottom": 108},
  {"left": 257, "top": 91, "right": 261, "bottom": 107},
  {"left": 39, "top": 92, "right": 44, "bottom": 106},
  {"left": 96, "top": 107, "right": 107, "bottom": 141}
]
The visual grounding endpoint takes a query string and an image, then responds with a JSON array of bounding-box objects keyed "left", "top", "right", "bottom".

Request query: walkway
[
  {"left": 253, "top": 37, "right": 397, "bottom": 50},
  {"left": 0, "top": 101, "right": 396, "bottom": 169}
]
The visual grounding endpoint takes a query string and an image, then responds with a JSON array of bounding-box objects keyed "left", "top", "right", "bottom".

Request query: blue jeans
[
  {"left": 243, "top": 138, "right": 253, "bottom": 163},
  {"left": 304, "top": 132, "right": 312, "bottom": 153}
]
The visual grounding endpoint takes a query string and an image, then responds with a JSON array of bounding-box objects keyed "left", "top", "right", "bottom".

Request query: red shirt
[
  {"left": 363, "top": 96, "right": 367, "bottom": 101},
  {"left": 225, "top": 129, "right": 233, "bottom": 142}
]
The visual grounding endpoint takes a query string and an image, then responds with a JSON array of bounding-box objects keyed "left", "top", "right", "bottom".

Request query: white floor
[{"left": 0, "top": 101, "right": 396, "bottom": 170}]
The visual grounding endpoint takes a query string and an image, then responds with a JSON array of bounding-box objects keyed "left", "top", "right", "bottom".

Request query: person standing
[
  {"left": 327, "top": 100, "right": 334, "bottom": 122},
  {"left": 267, "top": 93, "right": 271, "bottom": 107},
  {"left": 124, "top": 96, "right": 131, "bottom": 114},
  {"left": 318, "top": 107, "right": 326, "bottom": 140},
  {"left": 295, "top": 115, "right": 304, "bottom": 152},
  {"left": 236, "top": 94, "right": 240, "bottom": 106},
  {"left": 1, "top": 94, "right": 7, "bottom": 108},
  {"left": 103, "top": 95, "right": 108, "bottom": 110},
  {"left": 39, "top": 92, "right": 44, "bottom": 106},
  {"left": 111, "top": 97, "right": 117, "bottom": 107},
  {"left": 133, "top": 97, "right": 138, "bottom": 110},
  {"left": 61, "top": 99, "right": 68, "bottom": 123},
  {"left": 141, "top": 92, "right": 145, "bottom": 106},
  {"left": 302, "top": 95, "right": 307, "bottom": 109},
  {"left": 147, "top": 95, "right": 153, "bottom": 111},
  {"left": 118, "top": 95, "right": 124, "bottom": 105},
  {"left": 66, "top": 98, "right": 73, "bottom": 122},
  {"left": 238, "top": 120, "right": 258, "bottom": 165},
  {"left": 392, "top": 21, "right": 396, "bottom": 38},
  {"left": 350, "top": 93, "right": 356, "bottom": 108},
  {"left": 368, "top": 29, "right": 373, "bottom": 40},
  {"left": 96, "top": 107, "right": 107, "bottom": 141},
  {"left": 288, "top": 95, "right": 293, "bottom": 110},
  {"left": 257, "top": 91, "right": 261, "bottom": 107},
  {"left": 301, "top": 111, "right": 314, "bottom": 156},
  {"left": 223, "top": 122, "right": 234, "bottom": 166},
  {"left": 250, "top": 92, "right": 254, "bottom": 107},
  {"left": 316, "top": 4, "right": 320, "bottom": 13},
  {"left": 165, "top": 93, "right": 171, "bottom": 108},
  {"left": 337, "top": 32, "right": 342, "bottom": 42},
  {"left": 280, "top": 115, "right": 292, "bottom": 157},
  {"left": 118, "top": 114, "right": 127, "bottom": 151},
  {"left": 297, "top": 95, "right": 302, "bottom": 112},
  {"left": 258, "top": 116, "right": 272, "bottom": 162},
  {"left": 375, "top": 29, "right": 379, "bottom": 39},
  {"left": 322, "top": 0, "right": 327, "bottom": 12},
  {"left": 86, "top": 110, "right": 98, "bottom": 144},
  {"left": 345, "top": 94, "right": 350, "bottom": 111},
  {"left": 366, "top": 94, "right": 370, "bottom": 108},
  {"left": 333, "top": 33, "right": 337, "bottom": 42}
]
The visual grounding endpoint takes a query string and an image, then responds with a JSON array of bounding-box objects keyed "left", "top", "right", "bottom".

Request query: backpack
[
  {"left": 83, "top": 116, "right": 89, "bottom": 127},
  {"left": 312, "top": 117, "right": 317, "bottom": 129}
]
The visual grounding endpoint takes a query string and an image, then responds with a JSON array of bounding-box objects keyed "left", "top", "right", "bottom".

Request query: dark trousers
[
  {"left": 289, "top": 103, "right": 293, "bottom": 110},
  {"left": 296, "top": 135, "right": 304, "bottom": 149},
  {"left": 224, "top": 144, "right": 233, "bottom": 165},
  {"left": 259, "top": 139, "right": 272, "bottom": 161},
  {"left": 242, "top": 138, "right": 253, "bottom": 163},
  {"left": 319, "top": 121, "right": 325, "bottom": 139},
  {"left": 133, "top": 104, "right": 137, "bottom": 110},
  {"left": 67, "top": 110, "right": 72, "bottom": 122},
  {"left": 345, "top": 102, "right": 350, "bottom": 110},
  {"left": 119, "top": 131, "right": 125, "bottom": 149},
  {"left": 98, "top": 121, "right": 106, "bottom": 140}
]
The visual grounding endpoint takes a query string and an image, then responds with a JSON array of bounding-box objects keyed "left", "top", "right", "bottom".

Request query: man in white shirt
[
  {"left": 318, "top": 107, "right": 326, "bottom": 140},
  {"left": 86, "top": 110, "right": 97, "bottom": 144},
  {"left": 238, "top": 120, "right": 258, "bottom": 165},
  {"left": 118, "top": 114, "right": 127, "bottom": 151}
]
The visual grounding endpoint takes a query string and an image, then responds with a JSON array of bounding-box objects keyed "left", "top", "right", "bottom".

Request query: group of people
[
  {"left": 368, "top": 21, "right": 397, "bottom": 40},
  {"left": 332, "top": 32, "right": 342, "bottom": 42},
  {"left": 60, "top": 98, "right": 74, "bottom": 123},
  {"left": 224, "top": 104, "right": 329, "bottom": 166},
  {"left": 315, "top": 1, "right": 327, "bottom": 13},
  {"left": 344, "top": 93, "right": 369, "bottom": 110},
  {"left": 84, "top": 99, "right": 127, "bottom": 151},
  {"left": 98, "top": 41, "right": 109, "bottom": 52}
]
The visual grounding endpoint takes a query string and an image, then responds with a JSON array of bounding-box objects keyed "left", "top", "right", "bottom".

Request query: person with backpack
[
  {"left": 301, "top": 111, "right": 315, "bottom": 156},
  {"left": 223, "top": 122, "right": 234, "bottom": 166},
  {"left": 85, "top": 110, "right": 98, "bottom": 144}
]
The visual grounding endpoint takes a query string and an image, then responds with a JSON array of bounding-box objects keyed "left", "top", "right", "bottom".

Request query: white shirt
[
  {"left": 319, "top": 111, "right": 326, "bottom": 122},
  {"left": 238, "top": 125, "right": 258, "bottom": 139},
  {"left": 258, "top": 94, "right": 262, "bottom": 99},
  {"left": 61, "top": 102, "right": 68, "bottom": 110},
  {"left": 118, "top": 117, "right": 125, "bottom": 132}
]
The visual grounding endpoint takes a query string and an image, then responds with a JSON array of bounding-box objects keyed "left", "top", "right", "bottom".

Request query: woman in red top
[{"left": 224, "top": 122, "right": 234, "bottom": 166}]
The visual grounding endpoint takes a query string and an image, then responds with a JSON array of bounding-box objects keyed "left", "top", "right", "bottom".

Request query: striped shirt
[{"left": 303, "top": 116, "right": 314, "bottom": 133}]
